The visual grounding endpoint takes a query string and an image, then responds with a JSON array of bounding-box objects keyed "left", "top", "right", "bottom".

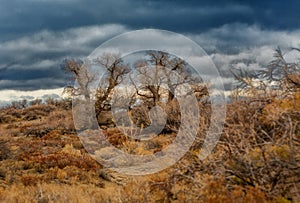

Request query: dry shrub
[
  {"left": 54, "top": 98, "right": 73, "bottom": 110},
  {"left": 162, "top": 100, "right": 181, "bottom": 133},
  {"left": 222, "top": 97, "right": 300, "bottom": 201},
  {"left": 129, "top": 100, "right": 181, "bottom": 133},
  {"left": 20, "top": 174, "right": 42, "bottom": 186},
  {"left": 119, "top": 179, "right": 150, "bottom": 202},
  {"left": 129, "top": 105, "right": 151, "bottom": 127},
  {"left": 199, "top": 177, "right": 270, "bottom": 203},
  {"left": 102, "top": 128, "right": 128, "bottom": 147},
  {"left": 48, "top": 110, "right": 75, "bottom": 132},
  {"left": 0, "top": 115, "right": 17, "bottom": 124},
  {"left": 0, "top": 108, "right": 21, "bottom": 124},
  {"left": 22, "top": 105, "right": 56, "bottom": 120},
  {"left": 27, "top": 151, "right": 99, "bottom": 171},
  {"left": 97, "top": 111, "right": 115, "bottom": 128},
  {"left": 0, "top": 140, "right": 10, "bottom": 161},
  {"left": 20, "top": 125, "right": 51, "bottom": 137}
]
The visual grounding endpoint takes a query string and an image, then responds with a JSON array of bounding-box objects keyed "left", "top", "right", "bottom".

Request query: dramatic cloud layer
[
  {"left": 1, "top": 0, "right": 300, "bottom": 41},
  {"left": 1, "top": 23, "right": 299, "bottom": 91},
  {"left": 1, "top": 1, "right": 300, "bottom": 105},
  {"left": 0, "top": 24, "right": 128, "bottom": 90}
]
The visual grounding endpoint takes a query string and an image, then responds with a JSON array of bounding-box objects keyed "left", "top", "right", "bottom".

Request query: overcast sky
[{"left": 1, "top": 0, "right": 300, "bottom": 105}]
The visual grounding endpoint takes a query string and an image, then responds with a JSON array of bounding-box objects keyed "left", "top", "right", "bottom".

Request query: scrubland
[
  {"left": 1, "top": 49, "right": 300, "bottom": 202},
  {"left": 0, "top": 91, "right": 299, "bottom": 203}
]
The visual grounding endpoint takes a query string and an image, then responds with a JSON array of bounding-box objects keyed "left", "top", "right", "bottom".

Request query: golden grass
[{"left": 0, "top": 96, "right": 299, "bottom": 202}]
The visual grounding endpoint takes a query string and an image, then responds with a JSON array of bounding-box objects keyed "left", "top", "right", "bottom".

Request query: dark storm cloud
[
  {"left": 0, "top": 78, "right": 67, "bottom": 91},
  {"left": 0, "top": 24, "right": 127, "bottom": 90},
  {"left": 1, "top": 0, "right": 300, "bottom": 41},
  {"left": 146, "top": 0, "right": 300, "bottom": 30}
]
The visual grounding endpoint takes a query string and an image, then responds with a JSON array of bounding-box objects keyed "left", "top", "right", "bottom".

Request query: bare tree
[
  {"left": 131, "top": 51, "right": 204, "bottom": 106},
  {"left": 63, "top": 59, "right": 95, "bottom": 102},
  {"left": 261, "top": 48, "right": 300, "bottom": 92},
  {"left": 63, "top": 54, "right": 129, "bottom": 112},
  {"left": 94, "top": 54, "right": 130, "bottom": 114},
  {"left": 232, "top": 48, "right": 300, "bottom": 98},
  {"left": 131, "top": 59, "right": 164, "bottom": 107}
]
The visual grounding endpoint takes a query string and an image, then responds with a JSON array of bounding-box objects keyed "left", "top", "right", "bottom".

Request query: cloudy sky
[{"left": 1, "top": 0, "right": 300, "bottom": 106}]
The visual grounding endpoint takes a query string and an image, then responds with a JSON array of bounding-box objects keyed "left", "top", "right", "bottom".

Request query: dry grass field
[{"left": 0, "top": 91, "right": 299, "bottom": 202}]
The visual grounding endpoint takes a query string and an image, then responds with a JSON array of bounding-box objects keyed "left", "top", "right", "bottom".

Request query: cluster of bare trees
[{"left": 63, "top": 51, "right": 208, "bottom": 130}]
